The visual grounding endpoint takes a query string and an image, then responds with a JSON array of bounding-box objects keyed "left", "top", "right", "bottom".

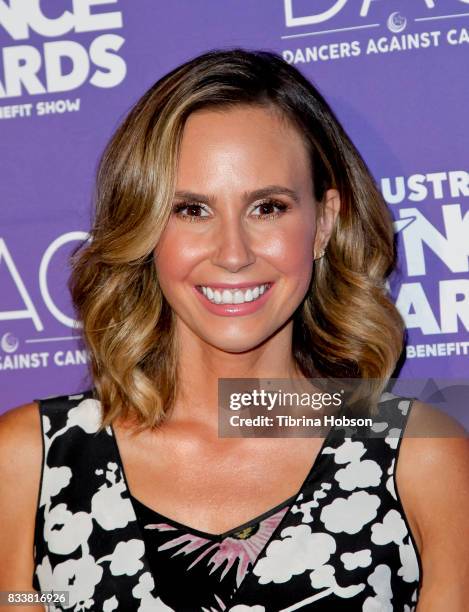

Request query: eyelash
[{"left": 172, "top": 199, "right": 290, "bottom": 223}]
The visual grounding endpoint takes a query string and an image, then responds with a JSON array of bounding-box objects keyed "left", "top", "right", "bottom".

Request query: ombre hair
[{"left": 69, "top": 48, "right": 405, "bottom": 433}]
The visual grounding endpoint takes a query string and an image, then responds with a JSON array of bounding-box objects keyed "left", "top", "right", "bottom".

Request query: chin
[
  {"left": 203, "top": 331, "right": 275, "bottom": 354},
  {"left": 207, "top": 340, "right": 260, "bottom": 354}
]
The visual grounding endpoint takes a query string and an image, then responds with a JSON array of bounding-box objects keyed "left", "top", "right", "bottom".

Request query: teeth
[
  {"left": 234, "top": 290, "right": 245, "bottom": 304},
  {"left": 200, "top": 283, "right": 270, "bottom": 305}
]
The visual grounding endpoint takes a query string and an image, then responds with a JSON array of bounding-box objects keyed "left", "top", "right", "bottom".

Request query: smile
[
  {"left": 196, "top": 283, "right": 272, "bottom": 305},
  {"left": 193, "top": 282, "right": 274, "bottom": 317}
]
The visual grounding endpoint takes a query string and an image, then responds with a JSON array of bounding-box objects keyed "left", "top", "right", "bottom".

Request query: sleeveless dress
[{"left": 32, "top": 389, "right": 422, "bottom": 611}]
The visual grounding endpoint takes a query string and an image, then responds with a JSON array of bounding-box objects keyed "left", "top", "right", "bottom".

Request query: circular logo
[
  {"left": 1, "top": 332, "right": 19, "bottom": 353},
  {"left": 387, "top": 12, "right": 407, "bottom": 33}
]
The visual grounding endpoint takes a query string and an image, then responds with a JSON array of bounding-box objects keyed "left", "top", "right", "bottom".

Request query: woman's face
[{"left": 154, "top": 104, "right": 337, "bottom": 353}]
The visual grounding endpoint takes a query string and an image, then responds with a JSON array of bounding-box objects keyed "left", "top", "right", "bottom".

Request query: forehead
[{"left": 176, "top": 105, "right": 311, "bottom": 191}]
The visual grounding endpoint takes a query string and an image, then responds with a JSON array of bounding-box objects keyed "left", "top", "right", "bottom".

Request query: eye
[
  {"left": 172, "top": 198, "right": 291, "bottom": 222},
  {"left": 251, "top": 199, "right": 290, "bottom": 220},
  {"left": 172, "top": 202, "right": 210, "bottom": 222}
]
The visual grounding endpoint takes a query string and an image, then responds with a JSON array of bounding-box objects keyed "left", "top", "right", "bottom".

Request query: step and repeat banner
[{"left": 1, "top": 1, "right": 468, "bottom": 419}]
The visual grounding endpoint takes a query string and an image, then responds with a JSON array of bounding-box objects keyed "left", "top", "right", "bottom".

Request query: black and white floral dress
[{"left": 32, "top": 390, "right": 422, "bottom": 611}]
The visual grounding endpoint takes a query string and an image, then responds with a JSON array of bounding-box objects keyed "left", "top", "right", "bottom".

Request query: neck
[{"left": 170, "top": 320, "right": 302, "bottom": 426}]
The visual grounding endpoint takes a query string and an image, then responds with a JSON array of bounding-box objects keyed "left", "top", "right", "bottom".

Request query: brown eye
[
  {"left": 251, "top": 199, "right": 289, "bottom": 219},
  {"left": 172, "top": 202, "right": 210, "bottom": 222}
]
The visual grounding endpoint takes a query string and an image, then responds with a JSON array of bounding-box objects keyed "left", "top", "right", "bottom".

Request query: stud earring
[{"left": 314, "top": 249, "right": 325, "bottom": 260}]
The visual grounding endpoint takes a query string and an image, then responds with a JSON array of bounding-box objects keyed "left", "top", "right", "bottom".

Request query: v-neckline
[
  {"left": 130, "top": 489, "right": 299, "bottom": 541},
  {"left": 108, "top": 402, "right": 344, "bottom": 600},
  {"left": 110, "top": 416, "right": 344, "bottom": 606}
]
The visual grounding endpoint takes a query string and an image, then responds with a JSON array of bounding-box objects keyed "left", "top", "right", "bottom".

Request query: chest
[{"left": 112, "top": 424, "right": 325, "bottom": 534}]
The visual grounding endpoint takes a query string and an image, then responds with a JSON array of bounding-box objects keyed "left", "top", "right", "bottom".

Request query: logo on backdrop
[
  {"left": 382, "top": 169, "right": 469, "bottom": 361},
  {"left": 0, "top": 231, "right": 90, "bottom": 373},
  {"left": 0, "top": 0, "right": 126, "bottom": 119},
  {"left": 281, "top": 0, "right": 469, "bottom": 63}
]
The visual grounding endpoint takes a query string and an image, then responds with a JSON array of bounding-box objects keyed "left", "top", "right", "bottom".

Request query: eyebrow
[{"left": 173, "top": 185, "right": 301, "bottom": 205}]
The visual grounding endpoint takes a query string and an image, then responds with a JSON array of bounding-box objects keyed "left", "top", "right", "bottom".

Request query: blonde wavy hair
[{"left": 69, "top": 48, "right": 405, "bottom": 433}]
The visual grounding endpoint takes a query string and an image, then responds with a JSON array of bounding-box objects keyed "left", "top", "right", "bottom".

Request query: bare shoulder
[
  {"left": 0, "top": 401, "right": 43, "bottom": 472},
  {"left": 396, "top": 399, "right": 469, "bottom": 606},
  {"left": 0, "top": 400, "right": 41, "bottom": 432},
  {"left": 397, "top": 399, "right": 469, "bottom": 511},
  {"left": 397, "top": 399, "right": 469, "bottom": 510},
  {"left": 0, "top": 401, "right": 44, "bottom": 590},
  {"left": 404, "top": 398, "right": 468, "bottom": 438},
  {"left": 0, "top": 400, "right": 43, "bottom": 467}
]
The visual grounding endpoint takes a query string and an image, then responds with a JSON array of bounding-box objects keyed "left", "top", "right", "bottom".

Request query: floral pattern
[
  {"left": 33, "top": 390, "right": 421, "bottom": 611},
  {"left": 132, "top": 499, "right": 292, "bottom": 610}
]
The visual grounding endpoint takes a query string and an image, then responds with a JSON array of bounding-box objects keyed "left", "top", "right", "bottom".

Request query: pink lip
[
  {"left": 196, "top": 281, "right": 272, "bottom": 290},
  {"left": 193, "top": 283, "right": 274, "bottom": 317}
]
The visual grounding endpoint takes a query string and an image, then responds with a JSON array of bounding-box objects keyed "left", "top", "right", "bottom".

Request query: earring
[{"left": 314, "top": 249, "right": 325, "bottom": 260}]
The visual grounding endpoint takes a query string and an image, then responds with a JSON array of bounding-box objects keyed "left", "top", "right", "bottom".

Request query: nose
[{"left": 210, "top": 215, "right": 256, "bottom": 273}]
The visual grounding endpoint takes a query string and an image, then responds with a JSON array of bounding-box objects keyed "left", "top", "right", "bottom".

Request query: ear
[{"left": 313, "top": 189, "right": 340, "bottom": 258}]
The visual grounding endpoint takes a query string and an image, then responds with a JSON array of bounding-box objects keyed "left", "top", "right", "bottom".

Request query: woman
[{"left": 0, "top": 49, "right": 468, "bottom": 611}]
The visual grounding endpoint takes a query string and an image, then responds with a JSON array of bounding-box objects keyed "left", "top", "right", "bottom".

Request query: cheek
[
  {"left": 153, "top": 225, "right": 201, "bottom": 284},
  {"left": 266, "top": 222, "right": 315, "bottom": 276}
]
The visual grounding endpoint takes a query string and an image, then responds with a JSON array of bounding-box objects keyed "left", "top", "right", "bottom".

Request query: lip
[
  {"left": 193, "top": 282, "right": 274, "bottom": 317},
  {"left": 196, "top": 281, "right": 272, "bottom": 290}
]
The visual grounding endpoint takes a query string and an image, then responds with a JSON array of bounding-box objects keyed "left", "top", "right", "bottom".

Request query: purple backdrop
[{"left": 1, "top": 1, "right": 468, "bottom": 423}]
